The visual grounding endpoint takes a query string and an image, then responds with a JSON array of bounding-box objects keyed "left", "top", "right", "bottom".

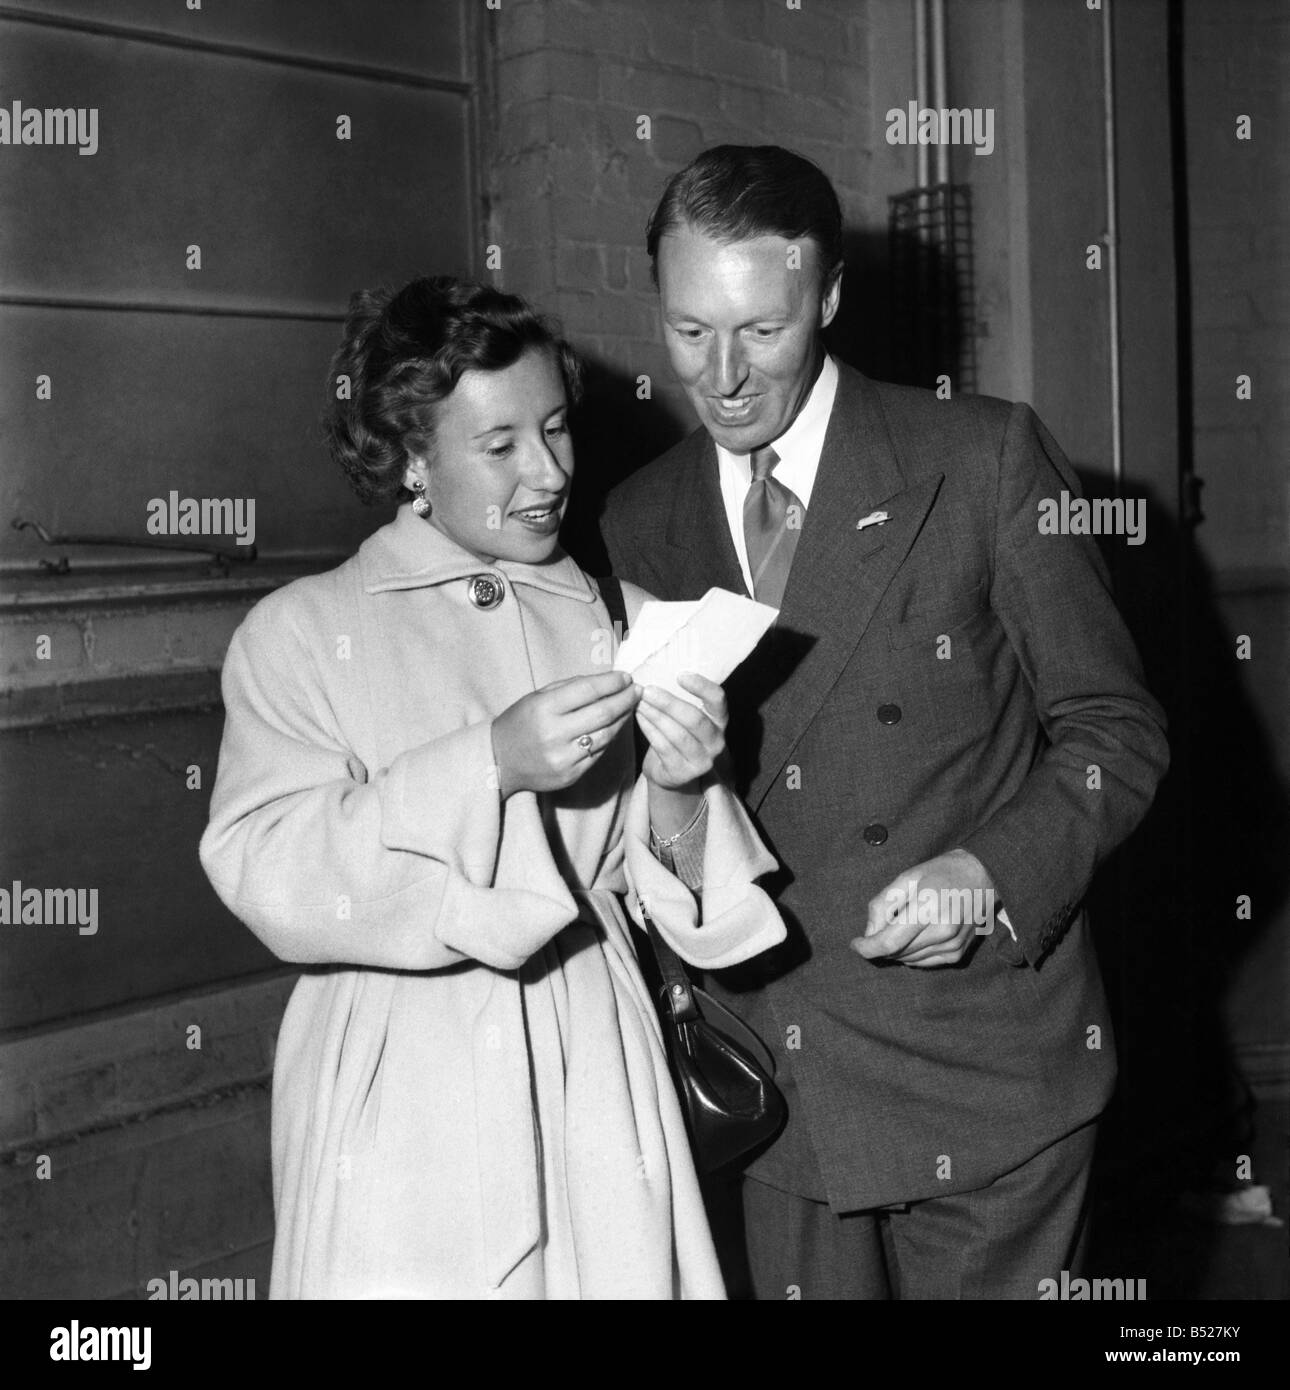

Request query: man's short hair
[{"left": 645, "top": 144, "right": 844, "bottom": 287}]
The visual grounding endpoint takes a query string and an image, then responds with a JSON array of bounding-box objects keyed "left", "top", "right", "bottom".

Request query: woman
[{"left": 199, "top": 276, "right": 786, "bottom": 1299}]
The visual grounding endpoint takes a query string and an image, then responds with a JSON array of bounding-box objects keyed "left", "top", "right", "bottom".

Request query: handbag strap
[
  {"left": 594, "top": 575, "right": 701, "bottom": 1029},
  {"left": 643, "top": 909, "right": 702, "bottom": 1026},
  {"left": 596, "top": 572, "right": 628, "bottom": 636}
]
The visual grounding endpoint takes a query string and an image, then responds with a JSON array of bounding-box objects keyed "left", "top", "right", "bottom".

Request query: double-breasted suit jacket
[{"left": 600, "top": 362, "right": 1170, "bottom": 1212}]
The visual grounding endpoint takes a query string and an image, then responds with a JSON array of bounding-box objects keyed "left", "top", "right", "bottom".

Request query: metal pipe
[
  {"left": 11, "top": 517, "right": 255, "bottom": 564},
  {"left": 931, "top": 0, "right": 949, "bottom": 186},
  {"left": 1102, "top": 0, "right": 1124, "bottom": 496},
  {"left": 914, "top": 0, "right": 929, "bottom": 189}
]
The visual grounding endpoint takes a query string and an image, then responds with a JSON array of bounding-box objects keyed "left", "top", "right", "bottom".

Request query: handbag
[
  {"left": 595, "top": 574, "right": 786, "bottom": 1172},
  {"left": 641, "top": 907, "right": 787, "bottom": 1172}
]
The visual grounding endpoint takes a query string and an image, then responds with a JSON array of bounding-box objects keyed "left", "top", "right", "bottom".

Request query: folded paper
[{"left": 614, "top": 587, "right": 778, "bottom": 707}]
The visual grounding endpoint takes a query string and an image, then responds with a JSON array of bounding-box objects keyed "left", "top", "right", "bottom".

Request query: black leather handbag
[
  {"left": 596, "top": 574, "right": 786, "bottom": 1172},
  {"left": 640, "top": 908, "right": 786, "bottom": 1172}
]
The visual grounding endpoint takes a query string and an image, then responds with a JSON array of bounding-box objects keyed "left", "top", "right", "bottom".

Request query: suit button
[
  {"left": 877, "top": 703, "right": 902, "bottom": 725},
  {"left": 467, "top": 574, "right": 505, "bottom": 609},
  {"left": 863, "top": 822, "right": 888, "bottom": 846}
]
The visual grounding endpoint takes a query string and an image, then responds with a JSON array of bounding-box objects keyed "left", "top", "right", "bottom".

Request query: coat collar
[{"left": 361, "top": 502, "right": 597, "bottom": 603}]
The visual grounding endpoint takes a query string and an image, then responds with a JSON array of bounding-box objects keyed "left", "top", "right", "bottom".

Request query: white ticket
[{"left": 613, "top": 587, "right": 778, "bottom": 707}]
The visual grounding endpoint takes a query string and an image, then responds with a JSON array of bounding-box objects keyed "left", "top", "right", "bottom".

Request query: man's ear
[{"left": 819, "top": 263, "right": 844, "bottom": 330}]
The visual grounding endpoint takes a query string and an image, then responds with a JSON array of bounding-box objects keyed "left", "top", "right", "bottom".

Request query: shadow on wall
[
  {"left": 1076, "top": 468, "right": 1290, "bottom": 1297},
  {"left": 564, "top": 355, "right": 690, "bottom": 576},
  {"left": 829, "top": 224, "right": 974, "bottom": 390}
]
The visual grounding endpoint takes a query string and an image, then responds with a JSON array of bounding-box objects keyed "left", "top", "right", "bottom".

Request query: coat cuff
[{"left": 624, "top": 776, "right": 786, "bottom": 969}]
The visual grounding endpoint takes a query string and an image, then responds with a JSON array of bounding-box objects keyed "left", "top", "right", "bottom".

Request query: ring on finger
[{"left": 576, "top": 733, "right": 594, "bottom": 754}]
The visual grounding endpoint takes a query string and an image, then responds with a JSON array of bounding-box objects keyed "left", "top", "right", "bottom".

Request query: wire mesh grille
[{"left": 888, "top": 183, "right": 977, "bottom": 393}]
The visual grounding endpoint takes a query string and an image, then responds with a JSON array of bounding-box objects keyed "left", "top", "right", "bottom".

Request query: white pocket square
[{"left": 855, "top": 511, "right": 890, "bottom": 531}]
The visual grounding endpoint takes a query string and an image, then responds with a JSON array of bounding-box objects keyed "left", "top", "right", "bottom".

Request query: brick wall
[{"left": 486, "top": 0, "right": 878, "bottom": 470}]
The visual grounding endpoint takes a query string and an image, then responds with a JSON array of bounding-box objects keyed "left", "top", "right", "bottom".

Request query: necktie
[{"left": 742, "top": 446, "right": 804, "bottom": 609}]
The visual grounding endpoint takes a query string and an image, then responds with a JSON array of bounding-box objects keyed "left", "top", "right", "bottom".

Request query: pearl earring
[{"left": 411, "top": 479, "right": 432, "bottom": 518}]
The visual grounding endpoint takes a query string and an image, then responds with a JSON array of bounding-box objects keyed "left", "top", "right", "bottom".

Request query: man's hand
[{"left": 852, "top": 849, "right": 997, "bottom": 968}]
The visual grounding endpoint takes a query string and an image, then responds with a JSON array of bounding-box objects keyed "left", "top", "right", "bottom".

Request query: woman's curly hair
[{"left": 323, "top": 276, "right": 583, "bottom": 505}]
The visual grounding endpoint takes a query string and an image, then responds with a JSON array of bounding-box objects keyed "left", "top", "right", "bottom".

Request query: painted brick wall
[{"left": 486, "top": 0, "right": 878, "bottom": 459}]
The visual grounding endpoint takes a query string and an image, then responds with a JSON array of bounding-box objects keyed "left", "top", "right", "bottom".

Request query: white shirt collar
[
  {"left": 714, "top": 353, "right": 838, "bottom": 596},
  {"left": 714, "top": 352, "right": 838, "bottom": 509}
]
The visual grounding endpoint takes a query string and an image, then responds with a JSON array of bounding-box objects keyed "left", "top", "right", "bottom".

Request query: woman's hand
[
  {"left": 491, "top": 671, "right": 640, "bottom": 798},
  {"left": 636, "top": 673, "right": 727, "bottom": 793}
]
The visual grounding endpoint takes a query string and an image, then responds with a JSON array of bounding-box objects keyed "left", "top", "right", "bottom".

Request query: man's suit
[{"left": 600, "top": 364, "right": 1169, "bottom": 1245}]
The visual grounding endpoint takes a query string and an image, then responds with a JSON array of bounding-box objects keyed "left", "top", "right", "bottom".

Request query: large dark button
[
  {"left": 863, "top": 822, "right": 888, "bottom": 846},
  {"left": 877, "top": 703, "right": 902, "bottom": 725},
  {"left": 467, "top": 574, "right": 505, "bottom": 609}
]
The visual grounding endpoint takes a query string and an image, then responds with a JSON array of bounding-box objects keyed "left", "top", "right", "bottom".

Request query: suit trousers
[{"left": 742, "top": 1118, "right": 1098, "bottom": 1299}]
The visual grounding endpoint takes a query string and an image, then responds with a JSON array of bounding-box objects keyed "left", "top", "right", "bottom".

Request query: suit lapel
[
  {"left": 743, "top": 369, "right": 944, "bottom": 810},
  {"left": 662, "top": 431, "right": 747, "bottom": 599}
]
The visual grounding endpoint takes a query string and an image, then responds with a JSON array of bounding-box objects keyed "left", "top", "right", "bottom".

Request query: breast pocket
[{"left": 887, "top": 581, "right": 988, "bottom": 652}]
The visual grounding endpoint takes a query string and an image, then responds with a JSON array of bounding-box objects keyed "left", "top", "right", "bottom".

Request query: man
[{"left": 599, "top": 146, "right": 1169, "bottom": 1299}]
